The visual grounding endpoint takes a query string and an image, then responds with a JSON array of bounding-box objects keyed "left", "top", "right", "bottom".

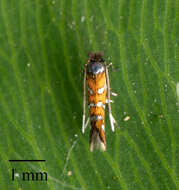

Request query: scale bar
[{"left": 9, "top": 160, "right": 46, "bottom": 162}]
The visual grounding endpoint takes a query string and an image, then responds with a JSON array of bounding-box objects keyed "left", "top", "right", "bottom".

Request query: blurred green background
[{"left": 0, "top": 0, "right": 178, "bottom": 189}]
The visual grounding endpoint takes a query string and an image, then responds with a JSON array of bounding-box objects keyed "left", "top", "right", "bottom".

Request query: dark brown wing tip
[{"left": 90, "top": 127, "right": 106, "bottom": 152}]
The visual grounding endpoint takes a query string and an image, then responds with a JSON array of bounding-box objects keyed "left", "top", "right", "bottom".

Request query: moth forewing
[{"left": 90, "top": 128, "right": 106, "bottom": 151}]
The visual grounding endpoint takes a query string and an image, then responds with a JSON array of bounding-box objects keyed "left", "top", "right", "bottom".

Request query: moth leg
[
  {"left": 84, "top": 117, "right": 90, "bottom": 130},
  {"left": 82, "top": 65, "right": 87, "bottom": 134},
  {"left": 111, "top": 92, "right": 118, "bottom": 96},
  {"left": 82, "top": 117, "right": 90, "bottom": 134},
  {"left": 105, "top": 63, "right": 118, "bottom": 131},
  {"left": 106, "top": 99, "right": 114, "bottom": 103}
]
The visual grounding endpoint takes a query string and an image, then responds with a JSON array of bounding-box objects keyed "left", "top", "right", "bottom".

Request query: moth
[{"left": 82, "top": 52, "right": 117, "bottom": 151}]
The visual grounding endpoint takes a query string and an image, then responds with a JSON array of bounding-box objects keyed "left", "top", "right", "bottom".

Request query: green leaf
[{"left": 0, "top": 0, "right": 178, "bottom": 189}]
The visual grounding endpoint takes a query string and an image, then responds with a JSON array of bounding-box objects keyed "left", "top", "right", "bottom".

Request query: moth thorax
[{"left": 87, "top": 62, "right": 105, "bottom": 75}]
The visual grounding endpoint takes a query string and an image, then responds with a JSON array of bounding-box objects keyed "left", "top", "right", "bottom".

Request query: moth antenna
[
  {"left": 105, "top": 65, "right": 119, "bottom": 131},
  {"left": 82, "top": 66, "right": 87, "bottom": 133}
]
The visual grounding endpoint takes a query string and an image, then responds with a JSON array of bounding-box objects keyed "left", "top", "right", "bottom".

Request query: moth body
[{"left": 82, "top": 52, "right": 117, "bottom": 151}]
